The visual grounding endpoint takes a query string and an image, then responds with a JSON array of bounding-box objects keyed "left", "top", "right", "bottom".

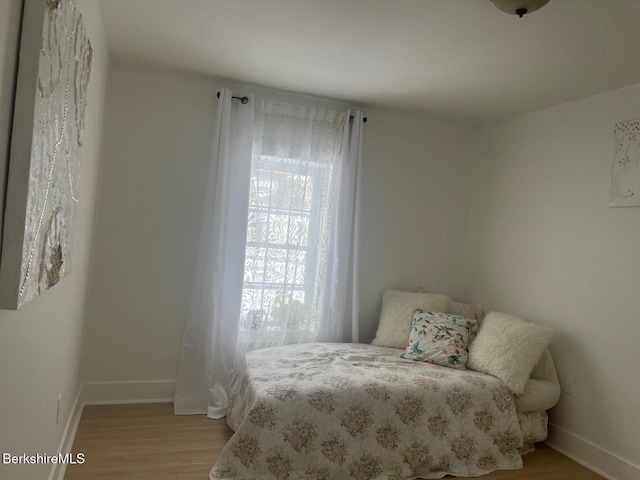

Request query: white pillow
[
  {"left": 371, "top": 289, "right": 450, "bottom": 349},
  {"left": 467, "top": 311, "right": 553, "bottom": 395}
]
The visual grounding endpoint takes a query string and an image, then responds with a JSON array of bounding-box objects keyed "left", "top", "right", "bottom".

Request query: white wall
[
  {"left": 80, "top": 59, "right": 472, "bottom": 382},
  {"left": 81, "top": 61, "right": 218, "bottom": 382},
  {"left": 0, "top": 1, "right": 109, "bottom": 479},
  {"left": 358, "top": 109, "right": 472, "bottom": 341},
  {"left": 464, "top": 84, "right": 640, "bottom": 477}
]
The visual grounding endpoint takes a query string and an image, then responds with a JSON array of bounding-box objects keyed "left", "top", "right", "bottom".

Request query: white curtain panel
[
  {"left": 175, "top": 91, "right": 364, "bottom": 418},
  {"left": 174, "top": 88, "right": 253, "bottom": 418},
  {"left": 318, "top": 110, "right": 364, "bottom": 343}
]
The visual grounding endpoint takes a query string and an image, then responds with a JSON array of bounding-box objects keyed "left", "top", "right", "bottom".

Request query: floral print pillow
[{"left": 401, "top": 311, "right": 476, "bottom": 369}]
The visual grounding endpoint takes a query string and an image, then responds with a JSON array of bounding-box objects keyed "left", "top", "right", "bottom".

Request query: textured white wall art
[
  {"left": 0, "top": 0, "right": 92, "bottom": 309},
  {"left": 610, "top": 119, "right": 640, "bottom": 207}
]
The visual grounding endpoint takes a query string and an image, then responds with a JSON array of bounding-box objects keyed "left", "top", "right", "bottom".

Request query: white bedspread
[{"left": 211, "top": 343, "right": 523, "bottom": 480}]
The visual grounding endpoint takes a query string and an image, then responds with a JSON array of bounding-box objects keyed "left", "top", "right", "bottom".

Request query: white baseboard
[
  {"left": 48, "top": 380, "right": 176, "bottom": 480},
  {"left": 81, "top": 380, "right": 175, "bottom": 405},
  {"left": 48, "top": 387, "right": 84, "bottom": 480},
  {"left": 546, "top": 423, "right": 640, "bottom": 480}
]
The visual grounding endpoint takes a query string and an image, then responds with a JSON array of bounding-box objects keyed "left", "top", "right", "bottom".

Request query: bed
[
  {"left": 210, "top": 342, "right": 559, "bottom": 480},
  {"left": 210, "top": 290, "right": 560, "bottom": 479}
]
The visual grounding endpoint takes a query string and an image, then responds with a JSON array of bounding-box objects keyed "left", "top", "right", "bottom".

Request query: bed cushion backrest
[
  {"left": 448, "top": 299, "right": 484, "bottom": 322},
  {"left": 371, "top": 289, "right": 450, "bottom": 349},
  {"left": 515, "top": 348, "right": 561, "bottom": 412},
  {"left": 415, "top": 287, "right": 484, "bottom": 344},
  {"left": 415, "top": 286, "right": 484, "bottom": 322}
]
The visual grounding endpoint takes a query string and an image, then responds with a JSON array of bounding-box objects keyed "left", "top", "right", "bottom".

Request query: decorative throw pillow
[
  {"left": 467, "top": 311, "right": 554, "bottom": 395},
  {"left": 371, "top": 290, "right": 450, "bottom": 349},
  {"left": 401, "top": 311, "right": 476, "bottom": 369}
]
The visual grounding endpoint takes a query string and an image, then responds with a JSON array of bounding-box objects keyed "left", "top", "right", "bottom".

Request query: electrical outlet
[
  {"left": 56, "top": 394, "right": 62, "bottom": 424},
  {"left": 564, "top": 375, "right": 576, "bottom": 396}
]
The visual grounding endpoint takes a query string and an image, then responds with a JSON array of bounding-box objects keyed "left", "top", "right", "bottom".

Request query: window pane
[
  {"left": 264, "top": 248, "right": 287, "bottom": 284},
  {"left": 288, "top": 214, "right": 309, "bottom": 247},
  {"left": 248, "top": 169, "right": 272, "bottom": 207},
  {"left": 267, "top": 214, "right": 289, "bottom": 245},
  {"left": 268, "top": 170, "right": 293, "bottom": 210},
  {"left": 243, "top": 246, "right": 266, "bottom": 283},
  {"left": 292, "top": 173, "right": 313, "bottom": 212},
  {"left": 246, "top": 211, "right": 267, "bottom": 243},
  {"left": 286, "top": 249, "right": 306, "bottom": 285},
  {"left": 240, "top": 288, "right": 264, "bottom": 329}
]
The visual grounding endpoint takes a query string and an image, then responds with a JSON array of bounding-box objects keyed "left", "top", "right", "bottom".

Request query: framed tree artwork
[{"left": 610, "top": 118, "right": 640, "bottom": 207}]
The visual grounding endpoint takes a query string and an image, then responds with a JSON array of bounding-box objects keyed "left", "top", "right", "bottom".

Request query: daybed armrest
[{"left": 514, "top": 348, "right": 561, "bottom": 412}]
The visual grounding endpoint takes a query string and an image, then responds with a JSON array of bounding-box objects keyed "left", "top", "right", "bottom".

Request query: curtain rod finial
[{"left": 216, "top": 91, "right": 249, "bottom": 104}]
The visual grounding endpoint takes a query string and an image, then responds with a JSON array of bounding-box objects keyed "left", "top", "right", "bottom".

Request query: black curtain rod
[
  {"left": 217, "top": 91, "right": 367, "bottom": 122},
  {"left": 217, "top": 91, "right": 249, "bottom": 104}
]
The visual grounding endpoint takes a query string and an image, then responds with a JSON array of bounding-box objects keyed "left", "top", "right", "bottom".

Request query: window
[{"left": 240, "top": 155, "right": 327, "bottom": 333}]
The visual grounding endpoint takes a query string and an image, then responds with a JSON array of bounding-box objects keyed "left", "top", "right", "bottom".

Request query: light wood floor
[{"left": 65, "top": 403, "right": 603, "bottom": 480}]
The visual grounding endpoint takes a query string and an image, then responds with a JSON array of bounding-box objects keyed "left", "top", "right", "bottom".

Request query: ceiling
[{"left": 100, "top": 0, "right": 640, "bottom": 124}]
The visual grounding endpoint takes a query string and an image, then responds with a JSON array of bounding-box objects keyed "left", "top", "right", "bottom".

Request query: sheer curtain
[
  {"left": 174, "top": 91, "right": 364, "bottom": 418},
  {"left": 238, "top": 101, "right": 361, "bottom": 351},
  {"left": 174, "top": 88, "right": 253, "bottom": 418},
  {"left": 318, "top": 110, "right": 364, "bottom": 343}
]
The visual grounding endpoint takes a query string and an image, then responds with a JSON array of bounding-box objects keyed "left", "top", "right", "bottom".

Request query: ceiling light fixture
[{"left": 491, "top": 0, "right": 550, "bottom": 18}]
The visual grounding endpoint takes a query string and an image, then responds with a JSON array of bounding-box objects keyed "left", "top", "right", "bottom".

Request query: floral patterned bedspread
[{"left": 210, "top": 343, "right": 523, "bottom": 480}]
